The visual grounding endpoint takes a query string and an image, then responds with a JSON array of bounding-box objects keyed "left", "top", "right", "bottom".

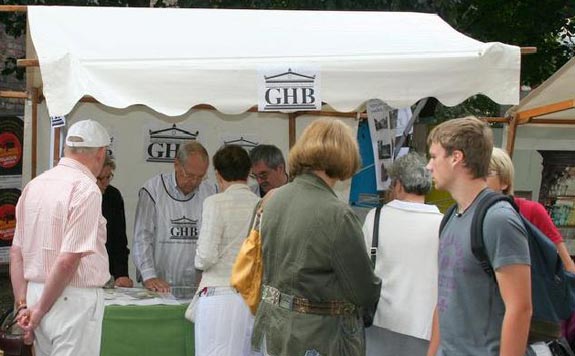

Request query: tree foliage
[{"left": 1, "top": 0, "right": 573, "bottom": 115}]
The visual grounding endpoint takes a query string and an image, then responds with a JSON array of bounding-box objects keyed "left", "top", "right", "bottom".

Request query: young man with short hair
[{"left": 426, "top": 116, "right": 532, "bottom": 356}]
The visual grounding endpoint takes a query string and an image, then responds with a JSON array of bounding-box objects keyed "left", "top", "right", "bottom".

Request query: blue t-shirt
[{"left": 437, "top": 190, "right": 530, "bottom": 356}]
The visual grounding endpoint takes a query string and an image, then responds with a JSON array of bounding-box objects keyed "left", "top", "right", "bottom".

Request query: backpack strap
[
  {"left": 470, "top": 191, "right": 518, "bottom": 281},
  {"left": 439, "top": 203, "right": 458, "bottom": 236},
  {"left": 370, "top": 205, "right": 383, "bottom": 266}
]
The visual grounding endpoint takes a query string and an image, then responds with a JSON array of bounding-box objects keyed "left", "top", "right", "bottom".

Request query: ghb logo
[
  {"left": 169, "top": 216, "right": 199, "bottom": 241},
  {"left": 146, "top": 124, "right": 199, "bottom": 163},
  {"left": 263, "top": 69, "right": 320, "bottom": 111}
]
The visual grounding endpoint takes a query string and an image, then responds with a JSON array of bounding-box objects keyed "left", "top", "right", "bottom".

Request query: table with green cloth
[{"left": 100, "top": 304, "right": 194, "bottom": 356}]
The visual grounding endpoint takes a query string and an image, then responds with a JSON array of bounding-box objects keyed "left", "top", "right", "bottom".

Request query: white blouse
[{"left": 195, "top": 183, "right": 260, "bottom": 288}]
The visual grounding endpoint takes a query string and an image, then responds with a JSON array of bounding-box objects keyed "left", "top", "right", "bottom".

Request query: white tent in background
[{"left": 505, "top": 56, "right": 575, "bottom": 154}]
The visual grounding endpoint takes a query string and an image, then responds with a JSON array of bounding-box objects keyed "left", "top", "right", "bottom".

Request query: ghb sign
[
  {"left": 145, "top": 124, "right": 199, "bottom": 163},
  {"left": 258, "top": 67, "right": 321, "bottom": 112},
  {"left": 265, "top": 87, "right": 316, "bottom": 108},
  {"left": 147, "top": 142, "right": 181, "bottom": 162}
]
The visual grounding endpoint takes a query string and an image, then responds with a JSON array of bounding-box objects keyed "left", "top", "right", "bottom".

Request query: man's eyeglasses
[
  {"left": 250, "top": 171, "right": 270, "bottom": 181},
  {"left": 180, "top": 166, "right": 206, "bottom": 181},
  {"left": 97, "top": 173, "right": 114, "bottom": 182}
]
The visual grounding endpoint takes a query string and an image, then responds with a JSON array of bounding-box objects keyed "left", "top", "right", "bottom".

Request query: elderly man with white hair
[
  {"left": 362, "top": 152, "right": 443, "bottom": 356},
  {"left": 10, "top": 119, "right": 112, "bottom": 356}
]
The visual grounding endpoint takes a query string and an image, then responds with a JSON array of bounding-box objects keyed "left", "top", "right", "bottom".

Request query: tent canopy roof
[
  {"left": 27, "top": 6, "right": 521, "bottom": 117},
  {"left": 509, "top": 57, "right": 575, "bottom": 123}
]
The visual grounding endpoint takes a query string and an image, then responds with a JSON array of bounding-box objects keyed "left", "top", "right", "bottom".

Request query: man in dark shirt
[{"left": 97, "top": 155, "right": 133, "bottom": 287}]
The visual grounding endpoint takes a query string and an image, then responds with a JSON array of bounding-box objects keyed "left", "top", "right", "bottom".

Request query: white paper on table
[{"left": 103, "top": 287, "right": 182, "bottom": 306}]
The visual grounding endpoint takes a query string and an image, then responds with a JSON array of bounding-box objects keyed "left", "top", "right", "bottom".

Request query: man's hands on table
[
  {"left": 143, "top": 278, "right": 170, "bottom": 292},
  {"left": 115, "top": 276, "right": 134, "bottom": 288}
]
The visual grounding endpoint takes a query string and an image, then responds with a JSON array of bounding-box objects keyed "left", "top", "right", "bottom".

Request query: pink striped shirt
[{"left": 12, "top": 157, "right": 111, "bottom": 287}]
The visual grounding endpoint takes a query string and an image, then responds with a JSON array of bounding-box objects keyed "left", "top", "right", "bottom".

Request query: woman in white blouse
[{"left": 194, "top": 145, "right": 261, "bottom": 356}]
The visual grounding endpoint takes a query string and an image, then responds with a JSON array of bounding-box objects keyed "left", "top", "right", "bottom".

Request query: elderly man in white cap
[{"left": 10, "top": 119, "right": 112, "bottom": 356}]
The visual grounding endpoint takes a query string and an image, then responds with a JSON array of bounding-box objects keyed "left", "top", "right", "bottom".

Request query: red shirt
[{"left": 514, "top": 197, "right": 563, "bottom": 244}]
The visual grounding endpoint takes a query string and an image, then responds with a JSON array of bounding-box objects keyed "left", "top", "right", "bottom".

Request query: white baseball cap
[{"left": 66, "top": 120, "right": 111, "bottom": 148}]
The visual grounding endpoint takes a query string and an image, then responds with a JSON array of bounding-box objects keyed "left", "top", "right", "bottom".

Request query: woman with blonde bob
[
  {"left": 251, "top": 119, "right": 381, "bottom": 356},
  {"left": 487, "top": 147, "right": 575, "bottom": 273}
]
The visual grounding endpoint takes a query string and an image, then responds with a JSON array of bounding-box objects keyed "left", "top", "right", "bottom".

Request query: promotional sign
[
  {"left": 220, "top": 134, "right": 260, "bottom": 152},
  {"left": 50, "top": 116, "right": 66, "bottom": 128},
  {"left": 367, "top": 100, "right": 394, "bottom": 191},
  {"left": 366, "top": 100, "right": 412, "bottom": 191},
  {"left": 0, "top": 188, "right": 20, "bottom": 248},
  {"left": 258, "top": 66, "right": 321, "bottom": 112},
  {"left": 0, "top": 116, "right": 24, "bottom": 176},
  {"left": 144, "top": 123, "right": 203, "bottom": 163}
]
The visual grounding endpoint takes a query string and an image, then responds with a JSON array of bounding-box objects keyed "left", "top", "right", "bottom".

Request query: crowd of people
[{"left": 9, "top": 116, "right": 573, "bottom": 356}]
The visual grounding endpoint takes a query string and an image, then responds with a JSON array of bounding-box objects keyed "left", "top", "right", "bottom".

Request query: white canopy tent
[
  {"left": 0, "top": 5, "right": 526, "bottom": 277},
  {"left": 505, "top": 56, "right": 575, "bottom": 154},
  {"left": 25, "top": 6, "right": 521, "bottom": 118}
]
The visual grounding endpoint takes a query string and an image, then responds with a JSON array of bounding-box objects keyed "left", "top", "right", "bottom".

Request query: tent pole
[
  {"left": 31, "top": 87, "right": 39, "bottom": 178},
  {"left": 288, "top": 113, "right": 296, "bottom": 149},
  {"left": 506, "top": 114, "right": 519, "bottom": 158},
  {"left": 394, "top": 98, "right": 427, "bottom": 158},
  {"left": 515, "top": 99, "right": 575, "bottom": 124},
  {"left": 0, "top": 5, "right": 27, "bottom": 11},
  {"left": 53, "top": 127, "right": 61, "bottom": 165},
  {"left": 0, "top": 90, "right": 27, "bottom": 99}
]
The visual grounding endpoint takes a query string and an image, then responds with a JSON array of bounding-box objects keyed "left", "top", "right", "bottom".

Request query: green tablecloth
[{"left": 101, "top": 304, "right": 194, "bottom": 356}]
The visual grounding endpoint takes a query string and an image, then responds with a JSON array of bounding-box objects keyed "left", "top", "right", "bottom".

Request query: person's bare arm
[
  {"left": 427, "top": 306, "right": 440, "bottom": 356},
  {"left": 496, "top": 264, "right": 532, "bottom": 356},
  {"left": 9, "top": 246, "right": 27, "bottom": 308},
  {"left": 556, "top": 242, "right": 575, "bottom": 273}
]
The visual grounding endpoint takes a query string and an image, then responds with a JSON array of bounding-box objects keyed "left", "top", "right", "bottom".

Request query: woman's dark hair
[{"left": 213, "top": 144, "right": 251, "bottom": 181}]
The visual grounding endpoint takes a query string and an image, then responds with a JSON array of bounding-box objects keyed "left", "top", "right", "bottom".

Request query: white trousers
[
  {"left": 27, "top": 282, "right": 104, "bottom": 356},
  {"left": 194, "top": 291, "right": 260, "bottom": 356}
]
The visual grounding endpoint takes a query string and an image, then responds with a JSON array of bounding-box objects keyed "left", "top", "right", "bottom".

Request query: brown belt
[{"left": 261, "top": 285, "right": 357, "bottom": 316}]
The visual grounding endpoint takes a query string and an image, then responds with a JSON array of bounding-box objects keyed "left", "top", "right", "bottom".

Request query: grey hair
[
  {"left": 176, "top": 141, "right": 209, "bottom": 165},
  {"left": 103, "top": 154, "right": 116, "bottom": 170},
  {"left": 64, "top": 146, "right": 99, "bottom": 156},
  {"left": 249, "top": 144, "right": 285, "bottom": 170},
  {"left": 388, "top": 152, "right": 432, "bottom": 196}
]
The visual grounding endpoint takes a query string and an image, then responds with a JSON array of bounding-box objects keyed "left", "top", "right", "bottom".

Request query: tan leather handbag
[{"left": 231, "top": 203, "right": 263, "bottom": 315}]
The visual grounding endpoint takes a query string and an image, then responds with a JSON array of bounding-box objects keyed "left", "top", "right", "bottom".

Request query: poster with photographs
[
  {"left": 219, "top": 134, "right": 260, "bottom": 152},
  {"left": 367, "top": 99, "right": 412, "bottom": 191}
]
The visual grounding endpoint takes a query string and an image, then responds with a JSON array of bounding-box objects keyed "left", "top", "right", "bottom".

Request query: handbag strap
[
  {"left": 216, "top": 200, "right": 264, "bottom": 259},
  {"left": 249, "top": 200, "right": 264, "bottom": 232},
  {"left": 370, "top": 205, "right": 382, "bottom": 266},
  {"left": 0, "top": 307, "right": 19, "bottom": 332}
]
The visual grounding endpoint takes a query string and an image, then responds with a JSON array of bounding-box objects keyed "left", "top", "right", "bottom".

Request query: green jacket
[{"left": 252, "top": 173, "right": 381, "bottom": 356}]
